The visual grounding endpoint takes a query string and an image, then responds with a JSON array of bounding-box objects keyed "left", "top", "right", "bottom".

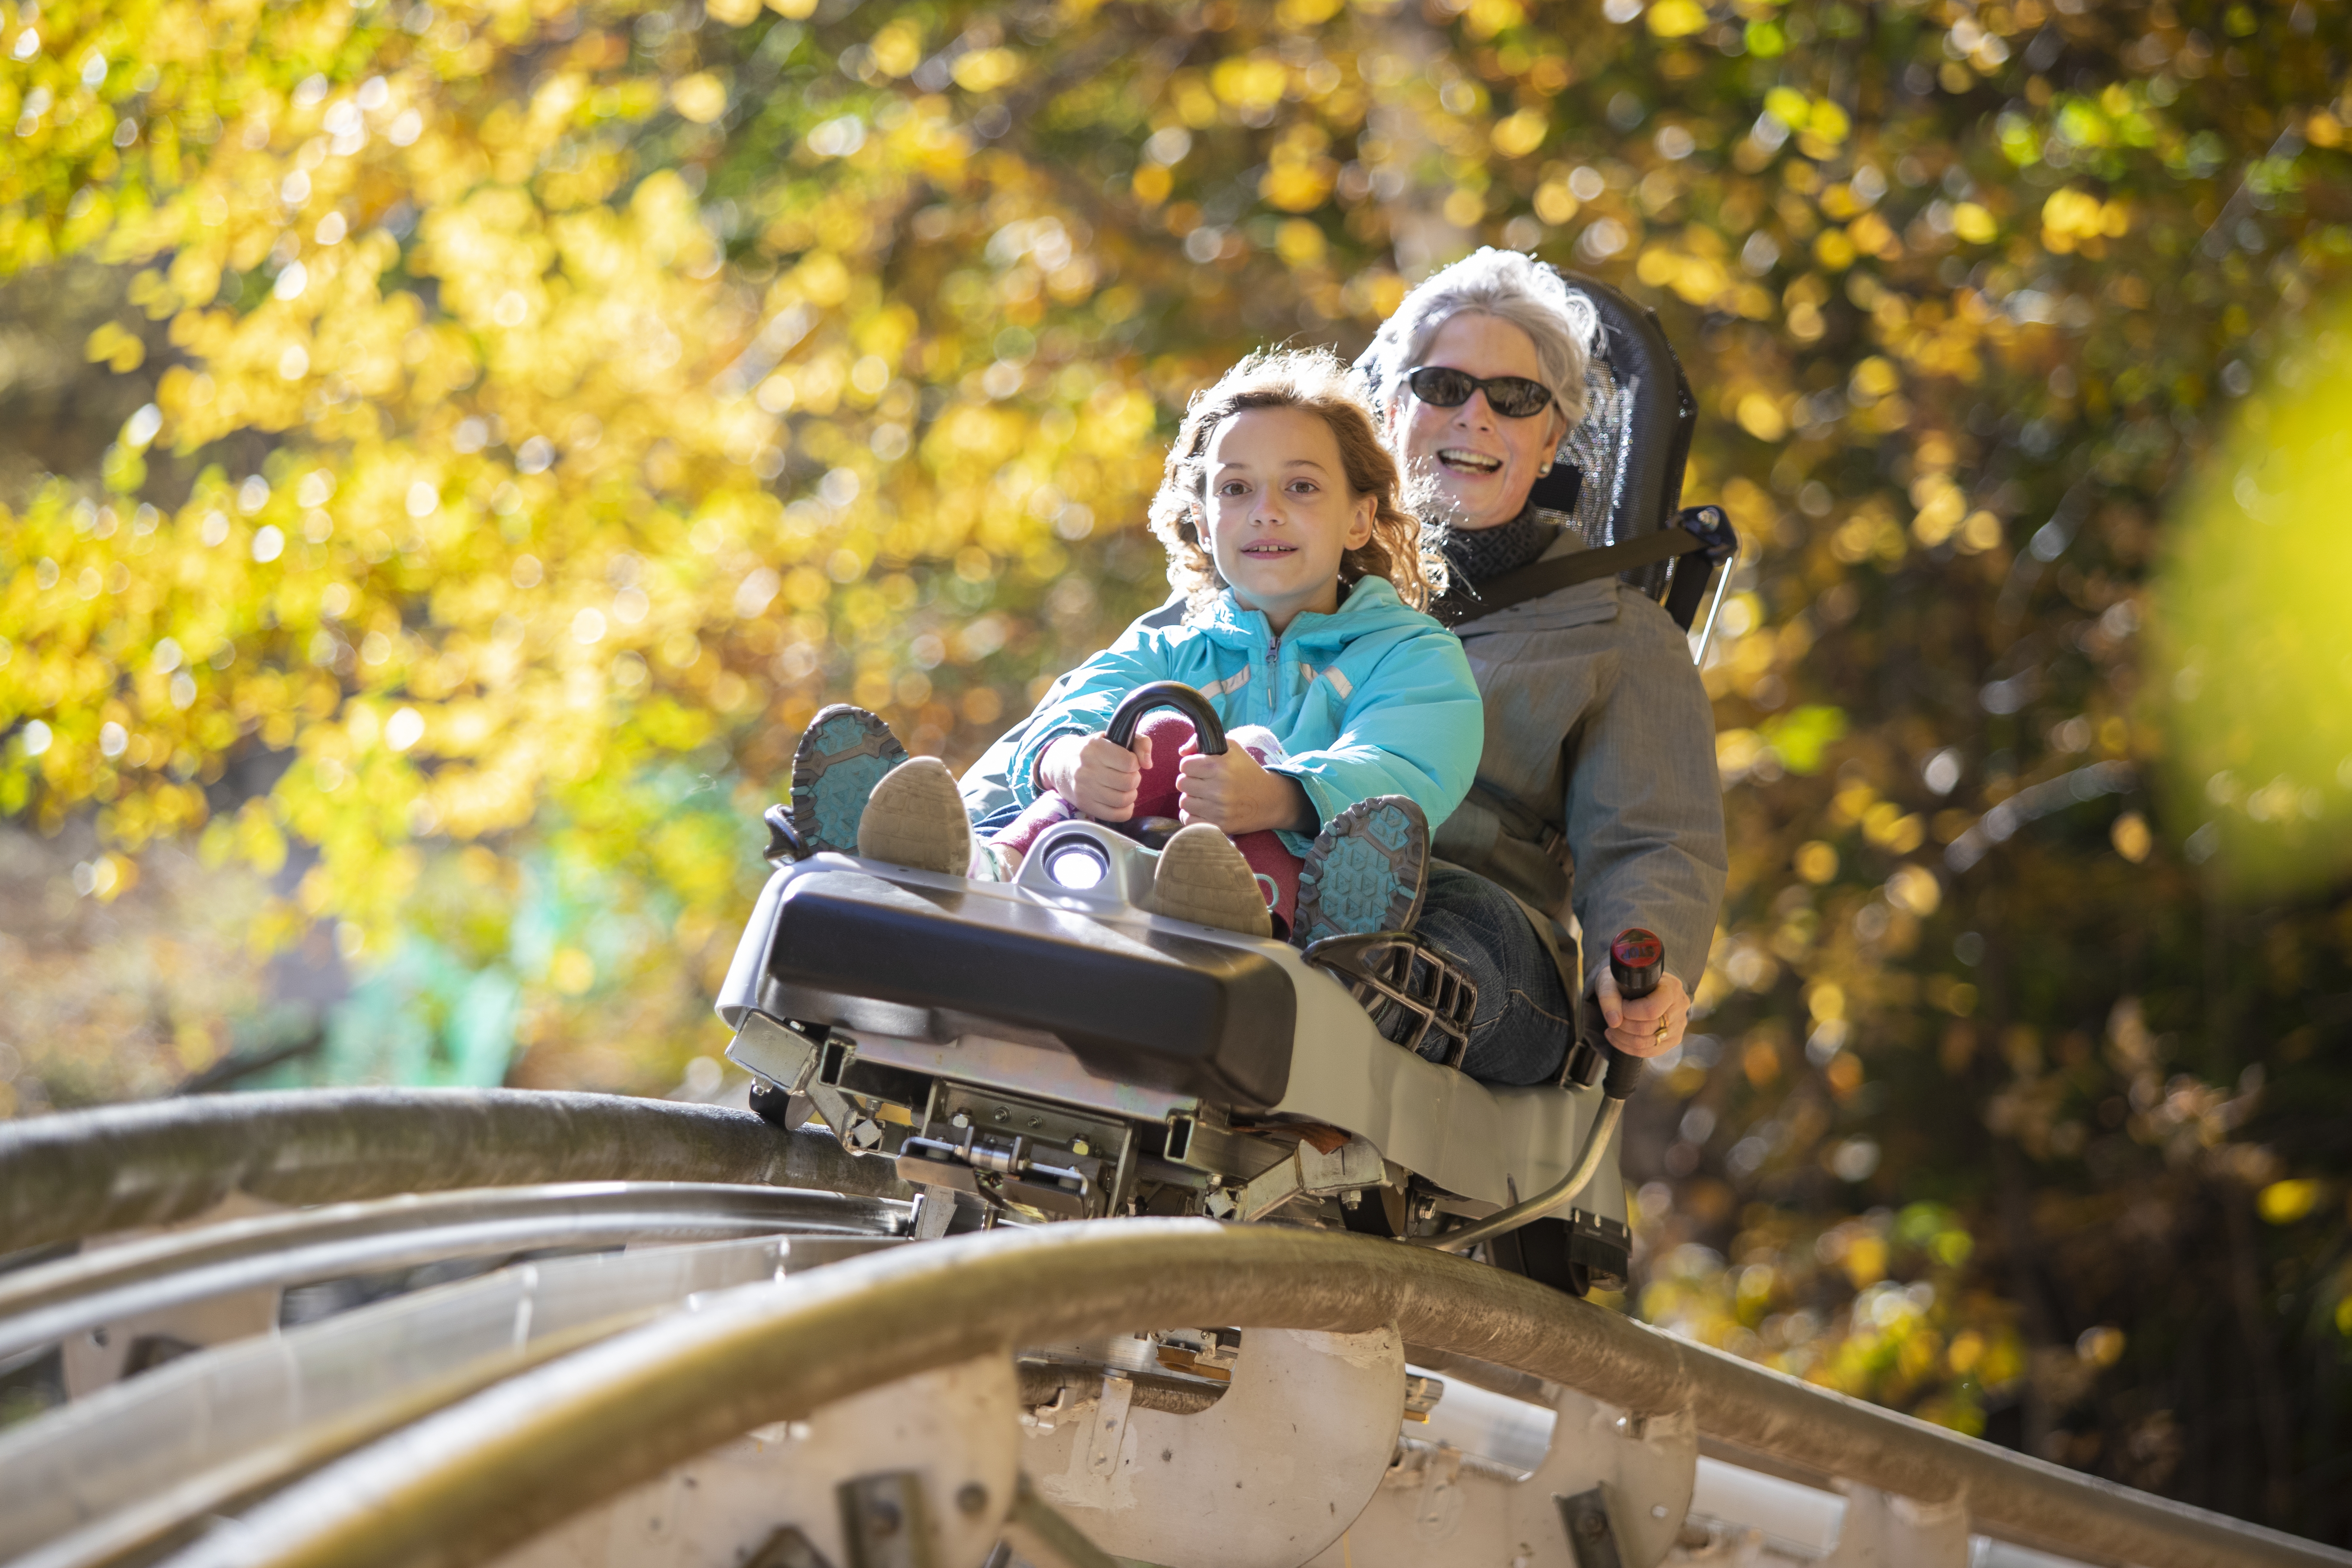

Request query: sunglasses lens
[
  {"left": 1488, "top": 379, "right": 1553, "bottom": 417},
  {"left": 1408, "top": 368, "right": 1552, "bottom": 417},
  {"left": 1409, "top": 368, "right": 1477, "bottom": 407}
]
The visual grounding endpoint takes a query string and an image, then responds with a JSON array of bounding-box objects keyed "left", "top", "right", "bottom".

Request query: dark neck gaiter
[
  {"left": 1429, "top": 502, "right": 1559, "bottom": 622},
  {"left": 1439, "top": 503, "right": 1559, "bottom": 585}
]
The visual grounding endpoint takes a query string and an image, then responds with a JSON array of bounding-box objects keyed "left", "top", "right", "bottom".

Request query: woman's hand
[
  {"left": 1038, "top": 732, "right": 1153, "bottom": 821},
  {"left": 1597, "top": 970, "right": 1690, "bottom": 1058},
  {"left": 1176, "top": 747, "right": 1315, "bottom": 836}
]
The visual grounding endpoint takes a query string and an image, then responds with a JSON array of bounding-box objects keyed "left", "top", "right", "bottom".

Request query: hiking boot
[
  {"left": 1294, "top": 796, "right": 1430, "bottom": 947},
  {"left": 790, "top": 705, "right": 909, "bottom": 857},
  {"left": 1147, "top": 824, "right": 1273, "bottom": 938},
  {"left": 856, "top": 758, "right": 974, "bottom": 876}
]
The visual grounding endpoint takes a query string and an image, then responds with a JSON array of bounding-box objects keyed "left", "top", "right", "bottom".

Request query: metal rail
[
  {"left": 13, "top": 1314, "right": 660, "bottom": 1568},
  {"left": 0, "top": 1182, "right": 904, "bottom": 1364},
  {"left": 4, "top": 1234, "right": 904, "bottom": 1568},
  {"left": 0, "top": 1088, "right": 910, "bottom": 1256},
  {"left": 152, "top": 1219, "right": 2350, "bottom": 1568}
]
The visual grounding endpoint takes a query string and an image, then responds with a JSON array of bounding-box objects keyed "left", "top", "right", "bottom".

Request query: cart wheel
[
  {"left": 748, "top": 1078, "right": 799, "bottom": 1130},
  {"left": 1486, "top": 1216, "right": 1592, "bottom": 1298},
  {"left": 1341, "top": 1183, "right": 1410, "bottom": 1239}
]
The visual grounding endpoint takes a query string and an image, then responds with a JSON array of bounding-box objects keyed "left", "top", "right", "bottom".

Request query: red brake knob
[{"left": 1610, "top": 928, "right": 1663, "bottom": 1000}]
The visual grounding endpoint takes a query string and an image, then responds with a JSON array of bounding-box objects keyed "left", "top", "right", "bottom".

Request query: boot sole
[
  {"left": 1149, "top": 826, "right": 1274, "bottom": 938},
  {"left": 1295, "top": 796, "right": 1430, "bottom": 946},
  {"left": 790, "top": 705, "right": 909, "bottom": 857}
]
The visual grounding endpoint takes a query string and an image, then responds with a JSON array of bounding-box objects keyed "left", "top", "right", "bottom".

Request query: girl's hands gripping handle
[
  {"left": 1041, "top": 681, "right": 1243, "bottom": 826},
  {"left": 1039, "top": 732, "right": 1151, "bottom": 821}
]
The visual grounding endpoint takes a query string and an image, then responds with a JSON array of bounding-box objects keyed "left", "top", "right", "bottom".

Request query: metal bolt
[
  {"left": 950, "top": 1112, "right": 970, "bottom": 1129},
  {"left": 956, "top": 1482, "right": 988, "bottom": 1516},
  {"left": 867, "top": 1499, "right": 901, "bottom": 1535},
  {"left": 993, "top": 1106, "right": 1011, "bottom": 1122},
  {"left": 1579, "top": 1512, "right": 1606, "bottom": 1538},
  {"left": 1071, "top": 1138, "right": 1090, "bottom": 1156}
]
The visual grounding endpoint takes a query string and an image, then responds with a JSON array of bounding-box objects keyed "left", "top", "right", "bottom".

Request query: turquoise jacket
[{"left": 1001, "top": 577, "right": 1483, "bottom": 857}]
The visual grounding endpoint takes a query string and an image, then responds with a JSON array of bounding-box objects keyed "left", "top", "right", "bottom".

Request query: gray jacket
[
  {"left": 1435, "top": 533, "right": 1727, "bottom": 995},
  {"left": 961, "top": 541, "right": 1726, "bottom": 994}
]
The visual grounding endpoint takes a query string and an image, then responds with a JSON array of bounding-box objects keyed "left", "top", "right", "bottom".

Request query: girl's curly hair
[{"left": 1145, "top": 348, "right": 1448, "bottom": 619}]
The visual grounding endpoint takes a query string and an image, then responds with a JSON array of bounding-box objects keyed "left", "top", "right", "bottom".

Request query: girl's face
[{"left": 1200, "top": 405, "right": 1376, "bottom": 634}]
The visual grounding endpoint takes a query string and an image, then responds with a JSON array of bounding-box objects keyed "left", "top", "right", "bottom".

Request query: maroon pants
[{"left": 992, "top": 711, "right": 1303, "bottom": 934}]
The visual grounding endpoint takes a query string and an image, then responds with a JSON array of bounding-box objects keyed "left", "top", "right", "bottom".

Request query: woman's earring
[{"left": 1538, "top": 462, "right": 1553, "bottom": 475}]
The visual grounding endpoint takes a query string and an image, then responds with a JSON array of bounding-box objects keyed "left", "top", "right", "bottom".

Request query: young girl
[{"left": 792, "top": 348, "right": 1483, "bottom": 945}]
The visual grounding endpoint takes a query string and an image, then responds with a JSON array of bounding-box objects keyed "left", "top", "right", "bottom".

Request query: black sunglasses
[{"left": 1403, "top": 365, "right": 1556, "bottom": 420}]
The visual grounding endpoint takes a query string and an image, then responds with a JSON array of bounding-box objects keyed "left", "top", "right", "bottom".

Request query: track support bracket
[
  {"left": 998, "top": 1473, "right": 1121, "bottom": 1568},
  {"left": 1556, "top": 1486, "right": 1623, "bottom": 1568}
]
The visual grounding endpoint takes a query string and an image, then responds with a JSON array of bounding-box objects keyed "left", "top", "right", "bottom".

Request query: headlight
[{"left": 1044, "top": 840, "right": 1109, "bottom": 891}]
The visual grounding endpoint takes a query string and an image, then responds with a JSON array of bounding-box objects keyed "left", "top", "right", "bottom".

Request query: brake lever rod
[{"left": 1410, "top": 929, "right": 1662, "bottom": 1254}]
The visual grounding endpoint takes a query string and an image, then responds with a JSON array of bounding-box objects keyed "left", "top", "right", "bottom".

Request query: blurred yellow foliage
[
  {"left": 1, "top": 0, "right": 2349, "bottom": 1475},
  {"left": 2258, "top": 1179, "right": 2324, "bottom": 1225},
  {"left": 2157, "top": 301, "right": 2352, "bottom": 894},
  {"left": 1647, "top": 0, "right": 1709, "bottom": 39}
]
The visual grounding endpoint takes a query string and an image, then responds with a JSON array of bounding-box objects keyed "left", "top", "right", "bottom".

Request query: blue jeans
[
  {"left": 980, "top": 799, "right": 1574, "bottom": 1084},
  {"left": 1415, "top": 864, "right": 1576, "bottom": 1086}
]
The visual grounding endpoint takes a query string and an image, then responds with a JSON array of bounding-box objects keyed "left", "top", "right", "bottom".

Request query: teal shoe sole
[
  {"left": 790, "top": 705, "right": 909, "bottom": 857},
  {"left": 1294, "top": 796, "right": 1430, "bottom": 947}
]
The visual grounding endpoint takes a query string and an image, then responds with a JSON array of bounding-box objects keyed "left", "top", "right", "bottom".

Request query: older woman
[
  {"left": 1352, "top": 247, "right": 1724, "bottom": 1083},
  {"left": 963, "top": 248, "right": 1724, "bottom": 1084}
]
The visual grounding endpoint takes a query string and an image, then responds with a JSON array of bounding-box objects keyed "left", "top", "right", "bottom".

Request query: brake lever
[
  {"left": 1414, "top": 925, "right": 1667, "bottom": 1253},
  {"left": 1600, "top": 928, "right": 1663, "bottom": 1102}
]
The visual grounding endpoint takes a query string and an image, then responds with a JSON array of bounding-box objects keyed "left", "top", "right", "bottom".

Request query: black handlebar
[
  {"left": 1106, "top": 682, "right": 1228, "bottom": 756},
  {"left": 1602, "top": 927, "right": 1663, "bottom": 1101}
]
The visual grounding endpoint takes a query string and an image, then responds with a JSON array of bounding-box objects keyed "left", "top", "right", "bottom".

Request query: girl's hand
[
  {"left": 1039, "top": 732, "right": 1153, "bottom": 821},
  {"left": 1176, "top": 747, "right": 1315, "bottom": 836}
]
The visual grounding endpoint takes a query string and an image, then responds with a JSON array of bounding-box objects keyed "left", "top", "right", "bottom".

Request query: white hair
[{"left": 1356, "top": 248, "right": 1602, "bottom": 438}]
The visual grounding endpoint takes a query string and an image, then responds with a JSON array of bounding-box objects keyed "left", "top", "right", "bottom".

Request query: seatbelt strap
[
  {"left": 1435, "top": 528, "right": 1701, "bottom": 630},
  {"left": 1464, "top": 779, "right": 1567, "bottom": 868}
]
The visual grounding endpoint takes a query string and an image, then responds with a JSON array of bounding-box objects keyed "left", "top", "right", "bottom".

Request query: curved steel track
[
  {"left": 0, "top": 1182, "right": 903, "bottom": 1363},
  {"left": 0, "top": 1087, "right": 906, "bottom": 1255},
  {"left": 3, "top": 1090, "right": 2343, "bottom": 1568}
]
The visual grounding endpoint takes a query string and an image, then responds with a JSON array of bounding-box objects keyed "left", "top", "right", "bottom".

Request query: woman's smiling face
[
  {"left": 1389, "top": 312, "right": 1568, "bottom": 532},
  {"left": 1200, "top": 405, "right": 1375, "bottom": 634}
]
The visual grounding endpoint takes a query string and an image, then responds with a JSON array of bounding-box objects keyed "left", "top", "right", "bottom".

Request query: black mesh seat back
[
  {"left": 1531, "top": 269, "right": 1700, "bottom": 603},
  {"left": 742, "top": 867, "right": 1296, "bottom": 1110}
]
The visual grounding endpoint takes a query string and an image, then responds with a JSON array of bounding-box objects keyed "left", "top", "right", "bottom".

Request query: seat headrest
[{"left": 1545, "top": 269, "right": 1699, "bottom": 600}]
